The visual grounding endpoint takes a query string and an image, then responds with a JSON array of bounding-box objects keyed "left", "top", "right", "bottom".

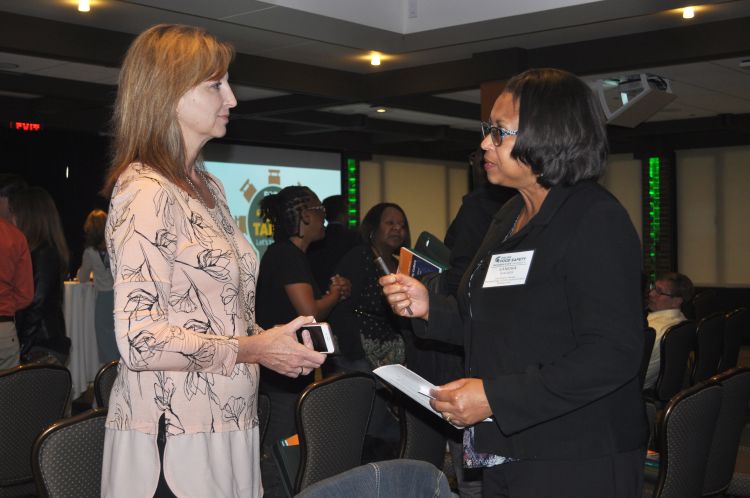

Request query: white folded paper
[{"left": 373, "top": 364, "right": 493, "bottom": 427}]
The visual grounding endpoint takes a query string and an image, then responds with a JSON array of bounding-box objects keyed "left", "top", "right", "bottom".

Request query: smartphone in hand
[{"left": 296, "top": 322, "right": 336, "bottom": 353}]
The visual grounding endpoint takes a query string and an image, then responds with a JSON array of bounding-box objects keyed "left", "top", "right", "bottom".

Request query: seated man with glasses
[{"left": 644, "top": 272, "right": 695, "bottom": 389}]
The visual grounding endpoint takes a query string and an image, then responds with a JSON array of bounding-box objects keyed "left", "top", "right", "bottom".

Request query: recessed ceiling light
[
  {"left": 370, "top": 52, "right": 381, "bottom": 66},
  {"left": 682, "top": 6, "right": 695, "bottom": 19},
  {"left": 78, "top": 0, "right": 91, "bottom": 13},
  {"left": 375, "top": 108, "right": 387, "bottom": 113}
]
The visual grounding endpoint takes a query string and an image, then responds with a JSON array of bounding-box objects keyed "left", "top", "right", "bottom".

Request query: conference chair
[
  {"left": 646, "top": 321, "right": 696, "bottom": 405},
  {"left": 398, "top": 394, "right": 448, "bottom": 470},
  {"left": 294, "top": 371, "right": 376, "bottom": 494},
  {"left": 647, "top": 378, "right": 722, "bottom": 498},
  {"left": 294, "top": 459, "right": 453, "bottom": 498},
  {"left": 692, "top": 312, "right": 725, "bottom": 384},
  {"left": 702, "top": 368, "right": 750, "bottom": 496},
  {"left": 718, "top": 308, "right": 747, "bottom": 374},
  {"left": 0, "top": 364, "right": 71, "bottom": 497},
  {"left": 32, "top": 408, "right": 107, "bottom": 498},
  {"left": 640, "top": 327, "right": 657, "bottom": 389},
  {"left": 692, "top": 289, "right": 720, "bottom": 321},
  {"left": 93, "top": 359, "right": 119, "bottom": 408}
]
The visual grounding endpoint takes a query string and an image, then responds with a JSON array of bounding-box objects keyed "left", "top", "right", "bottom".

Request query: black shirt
[
  {"left": 256, "top": 239, "right": 320, "bottom": 392},
  {"left": 256, "top": 239, "right": 322, "bottom": 330}
]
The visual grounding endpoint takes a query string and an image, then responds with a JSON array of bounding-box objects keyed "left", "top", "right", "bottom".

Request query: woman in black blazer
[{"left": 381, "top": 68, "right": 647, "bottom": 498}]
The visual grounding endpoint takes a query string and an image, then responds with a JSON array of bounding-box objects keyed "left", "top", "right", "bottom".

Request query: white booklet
[{"left": 373, "top": 364, "right": 492, "bottom": 428}]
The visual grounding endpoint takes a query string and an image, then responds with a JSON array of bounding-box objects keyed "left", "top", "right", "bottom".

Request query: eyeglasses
[
  {"left": 480, "top": 121, "right": 518, "bottom": 147},
  {"left": 306, "top": 205, "right": 326, "bottom": 214},
  {"left": 649, "top": 283, "right": 677, "bottom": 298}
]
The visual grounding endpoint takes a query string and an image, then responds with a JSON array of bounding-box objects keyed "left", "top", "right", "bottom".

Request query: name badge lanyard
[{"left": 467, "top": 213, "right": 519, "bottom": 320}]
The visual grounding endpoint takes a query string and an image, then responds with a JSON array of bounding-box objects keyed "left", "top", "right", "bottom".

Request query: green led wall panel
[
  {"left": 345, "top": 158, "right": 360, "bottom": 228},
  {"left": 647, "top": 156, "right": 661, "bottom": 282},
  {"left": 640, "top": 152, "right": 677, "bottom": 282}
]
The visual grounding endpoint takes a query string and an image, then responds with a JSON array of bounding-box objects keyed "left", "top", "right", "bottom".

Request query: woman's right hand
[
  {"left": 379, "top": 273, "right": 429, "bottom": 319},
  {"left": 238, "top": 316, "right": 325, "bottom": 377},
  {"left": 329, "top": 274, "right": 351, "bottom": 301}
]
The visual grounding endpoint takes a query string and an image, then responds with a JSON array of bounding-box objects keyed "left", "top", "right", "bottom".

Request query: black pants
[
  {"left": 154, "top": 414, "right": 178, "bottom": 498},
  {"left": 482, "top": 447, "right": 645, "bottom": 498}
]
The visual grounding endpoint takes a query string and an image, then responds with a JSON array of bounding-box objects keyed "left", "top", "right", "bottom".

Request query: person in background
[
  {"left": 307, "top": 194, "right": 361, "bottom": 293},
  {"left": 327, "top": 202, "right": 411, "bottom": 458},
  {"left": 0, "top": 173, "right": 33, "bottom": 369},
  {"left": 381, "top": 68, "right": 646, "bottom": 497},
  {"left": 643, "top": 272, "right": 694, "bottom": 389},
  {"left": 100, "top": 24, "right": 324, "bottom": 497},
  {"left": 0, "top": 174, "right": 27, "bottom": 221},
  {"left": 77, "top": 209, "right": 118, "bottom": 363},
  {"left": 255, "top": 185, "right": 351, "bottom": 492},
  {"left": 10, "top": 186, "right": 71, "bottom": 365},
  {"left": 442, "top": 149, "right": 516, "bottom": 297},
  {"left": 0, "top": 215, "right": 34, "bottom": 369}
]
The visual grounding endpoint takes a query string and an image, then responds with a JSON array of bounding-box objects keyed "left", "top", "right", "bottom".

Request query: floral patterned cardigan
[{"left": 105, "top": 163, "right": 261, "bottom": 436}]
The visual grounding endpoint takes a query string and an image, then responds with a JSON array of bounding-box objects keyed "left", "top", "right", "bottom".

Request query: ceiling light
[
  {"left": 375, "top": 108, "right": 387, "bottom": 113},
  {"left": 78, "top": 0, "right": 91, "bottom": 13},
  {"left": 682, "top": 6, "right": 695, "bottom": 19},
  {"left": 370, "top": 52, "right": 381, "bottom": 66}
]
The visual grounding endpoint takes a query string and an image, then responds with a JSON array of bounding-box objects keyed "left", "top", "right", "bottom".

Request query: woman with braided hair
[{"left": 255, "top": 186, "right": 351, "bottom": 474}]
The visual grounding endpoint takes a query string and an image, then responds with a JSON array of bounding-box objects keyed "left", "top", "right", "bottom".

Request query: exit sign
[{"left": 9, "top": 121, "right": 42, "bottom": 132}]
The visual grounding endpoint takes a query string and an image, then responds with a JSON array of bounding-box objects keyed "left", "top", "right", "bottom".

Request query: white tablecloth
[{"left": 63, "top": 281, "right": 100, "bottom": 398}]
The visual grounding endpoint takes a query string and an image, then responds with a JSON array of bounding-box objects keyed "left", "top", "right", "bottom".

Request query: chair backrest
[
  {"left": 717, "top": 308, "right": 747, "bottom": 374},
  {"left": 257, "top": 393, "right": 270, "bottom": 448},
  {"left": 0, "top": 364, "right": 71, "bottom": 489},
  {"left": 294, "top": 459, "right": 453, "bottom": 498},
  {"left": 655, "top": 321, "right": 696, "bottom": 402},
  {"left": 692, "top": 289, "right": 719, "bottom": 321},
  {"left": 398, "top": 395, "right": 447, "bottom": 469},
  {"left": 32, "top": 408, "right": 107, "bottom": 498},
  {"left": 653, "top": 379, "right": 722, "bottom": 498},
  {"left": 93, "top": 360, "right": 119, "bottom": 408},
  {"left": 294, "top": 371, "right": 376, "bottom": 494},
  {"left": 640, "top": 327, "right": 657, "bottom": 389},
  {"left": 702, "top": 368, "right": 750, "bottom": 496},
  {"left": 692, "top": 312, "right": 725, "bottom": 384}
]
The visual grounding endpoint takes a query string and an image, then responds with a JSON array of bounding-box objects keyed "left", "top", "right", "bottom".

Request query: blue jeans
[{"left": 294, "top": 459, "right": 453, "bottom": 498}]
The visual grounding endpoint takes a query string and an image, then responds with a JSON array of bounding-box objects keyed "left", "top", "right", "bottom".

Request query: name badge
[{"left": 482, "top": 250, "right": 535, "bottom": 288}]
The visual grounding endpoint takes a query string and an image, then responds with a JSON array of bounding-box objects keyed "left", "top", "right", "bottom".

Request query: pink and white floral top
[{"left": 105, "top": 162, "right": 260, "bottom": 436}]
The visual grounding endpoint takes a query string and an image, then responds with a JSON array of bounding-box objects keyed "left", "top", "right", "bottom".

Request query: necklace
[
  {"left": 502, "top": 212, "right": 521, "bottom": 243},
  {"left": 185, "top": 171, "right": 235, "bottom": 235},
  {"left": 184, "top": 169, "right": 251, "bottom": 327}
]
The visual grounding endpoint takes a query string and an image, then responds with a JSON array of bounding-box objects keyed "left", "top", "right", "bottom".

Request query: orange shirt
[{"left": 0, "top": 218, "right": 34, "bottom": 316}]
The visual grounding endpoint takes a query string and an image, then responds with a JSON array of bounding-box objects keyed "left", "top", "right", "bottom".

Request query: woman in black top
[
  {"left": 256, "top": 186, "right": 351, "bottom": 458},
  {"left": 10, "top": 186, "right": 71, "bottom": 364},
  {"left": 328, "top": 203, "right": 411, "bottom": 372},
  {"left": 381, "top": 68, "right": 646, "bottom": 498}
]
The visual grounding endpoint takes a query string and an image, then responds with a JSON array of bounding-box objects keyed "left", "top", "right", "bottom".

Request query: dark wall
[{"left": 1, "top": 127, "right": 111, "bottom": 277}]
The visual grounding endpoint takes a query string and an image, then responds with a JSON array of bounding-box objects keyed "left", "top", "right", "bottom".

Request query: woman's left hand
[{"left": 430, "top": 378, "right": 493, "bottom": 427}]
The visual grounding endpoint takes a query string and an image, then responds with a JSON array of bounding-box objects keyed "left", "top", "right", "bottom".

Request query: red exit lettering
[{"left": 9, "top": 121, "right": 42, "bottom": 132}]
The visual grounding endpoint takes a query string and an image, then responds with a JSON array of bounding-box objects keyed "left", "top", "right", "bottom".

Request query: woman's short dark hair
[
  {"left": 84, "top": 209, "right": 108, "bottom": 249},
  {"left": 259, "top": 186, "right": 315, "bottom": 242},
  {"left": 504, "top": 68, "right": 608, "bottom": 188},
  {"left": 360, "top": 203, "right": 411, "bottom": 249}
]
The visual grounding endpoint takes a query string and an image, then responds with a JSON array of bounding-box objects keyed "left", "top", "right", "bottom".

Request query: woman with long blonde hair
[{"left": 102, "top": 24, "right": 324, "bottom": 497}]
